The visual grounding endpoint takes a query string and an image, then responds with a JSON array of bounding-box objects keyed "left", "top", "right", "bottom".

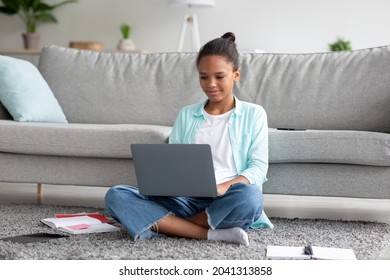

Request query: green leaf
[
  {"left": 329, "top": 37, "right": 352, "bottom": 52},
  {"left": 0, "top": 7, "right": 18, "bottom": 14},
  {"left": 35, "top": 12, "right": 57, "bottom": 23},
  {"left": 121, "top": 24, "right": 131, "bottom": 39},
  {"left": 37, "top": 3, "right": 53, "bottom": 12},
  {"left": 32, "top": 0, "right": 41, "bottom": 10},
  {"left": 51, "top": 0, "right": 78, "bottom": 9},
  {"left": 0, "top": 0, "right": 77, "bottom": 33},
  {"left": 0, "top": 0, "right": 21, "bottom": 12},
  {"left": 20, "top": 0, "right": 31, "bottom": 10}
]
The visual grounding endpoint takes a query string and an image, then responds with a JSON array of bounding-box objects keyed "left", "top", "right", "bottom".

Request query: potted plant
[
  {"left": 0, "top": 0, "right": 77, "bottom": 49},
  {"left": 117, "top": 23, "right": 136, "bottom": 51},
  {"left": 328, "top": 37, "right": 352, "bottom": 52}
]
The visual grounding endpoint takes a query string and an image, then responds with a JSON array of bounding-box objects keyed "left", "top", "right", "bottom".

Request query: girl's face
[{"left": 198, "top": 55, "right": 240, "bottom": 105}]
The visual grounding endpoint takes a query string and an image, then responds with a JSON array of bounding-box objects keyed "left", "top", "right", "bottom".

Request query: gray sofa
[{"left": 0, "top": 45, "right": 389, "bottom": 199}]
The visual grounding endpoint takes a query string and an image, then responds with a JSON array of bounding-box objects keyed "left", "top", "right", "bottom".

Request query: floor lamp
[{"left": 168, "top": 0, "right": 216, "bottom": 52}]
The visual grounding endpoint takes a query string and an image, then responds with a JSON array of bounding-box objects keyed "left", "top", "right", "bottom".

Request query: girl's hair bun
[
  {"left": 221, "top": 32, "right": 235, "bottom": 43},
  {"left": 197, "top": 31, "right": 239, "bottom": 71}
]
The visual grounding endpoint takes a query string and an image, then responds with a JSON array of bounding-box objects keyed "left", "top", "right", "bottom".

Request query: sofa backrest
[
  {"left": 38, "top": 46, "right": 204, "bottom": 126},
  {"left": 38, "top": 45, "right": 390, "bottom": 132},
  {"left": 237, "top": 46, "right": 390, "bottom": 133}
]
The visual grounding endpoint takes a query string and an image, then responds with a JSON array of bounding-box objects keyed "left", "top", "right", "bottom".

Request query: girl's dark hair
[{"left": 196, "top": 32, "right": 239, "bottom": 71}]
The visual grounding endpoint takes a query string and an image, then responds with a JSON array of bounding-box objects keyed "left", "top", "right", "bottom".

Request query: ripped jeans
[{"left": 104, "top": 182, "right": 263, "bottom": 240}]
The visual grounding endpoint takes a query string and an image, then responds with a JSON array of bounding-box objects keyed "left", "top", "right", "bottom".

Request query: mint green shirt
[{"left": 169, "top": 97, "right": 273, "bottom": 228}]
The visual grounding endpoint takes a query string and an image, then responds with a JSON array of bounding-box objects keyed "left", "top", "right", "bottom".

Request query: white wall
[{"left": 0, "top": 0, "right": 390, "bottom": 53}]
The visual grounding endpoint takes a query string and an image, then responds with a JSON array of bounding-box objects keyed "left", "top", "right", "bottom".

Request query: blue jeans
[{"left": 104, "top": 182, "right": 263, "bottom": 240}]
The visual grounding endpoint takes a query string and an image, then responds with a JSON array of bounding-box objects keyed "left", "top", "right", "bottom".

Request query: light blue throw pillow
[{"left": 0, "top": 55, "right": 68, "bottom": 123}]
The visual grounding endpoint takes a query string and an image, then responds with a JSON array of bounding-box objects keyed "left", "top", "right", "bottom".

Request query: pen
[{"left": 304, "top": 245, "right": 313, "bottom": 255}]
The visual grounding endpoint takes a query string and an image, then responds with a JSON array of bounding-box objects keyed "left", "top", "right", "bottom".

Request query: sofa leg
[
  {"left": 37, "top": 183, "right": 44, "bottom": 204},
  {"left": 37, "top": 183, "right": 44, "bottom": 195}
]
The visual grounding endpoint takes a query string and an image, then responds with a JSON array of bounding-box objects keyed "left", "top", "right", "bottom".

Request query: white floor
[{"left": 0, "top": 182, "right": 389, "bottom": 259}]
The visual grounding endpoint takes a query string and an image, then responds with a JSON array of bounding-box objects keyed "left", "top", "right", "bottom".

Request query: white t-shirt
[{"left": 195, "top": 108, "right": 238, "bottom": 184}]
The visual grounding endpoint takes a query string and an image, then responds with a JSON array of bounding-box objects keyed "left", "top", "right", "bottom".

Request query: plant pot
[
  {"left": 22, "top": 33, "right": 40, "bottom": 50},
  {"left": 117, "top": 38, "right": 136, "bottom": 51}
]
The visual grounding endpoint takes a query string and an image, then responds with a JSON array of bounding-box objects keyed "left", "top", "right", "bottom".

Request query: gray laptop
[{"left": 131, "top": 144, "right": 218, "bottom": 197}]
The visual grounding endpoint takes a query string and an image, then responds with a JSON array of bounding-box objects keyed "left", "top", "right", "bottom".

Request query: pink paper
[{"left": 67, "top": 223, "right": 91, "bottom": 230}]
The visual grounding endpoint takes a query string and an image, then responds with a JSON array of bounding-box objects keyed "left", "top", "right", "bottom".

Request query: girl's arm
[
  {"left": 238, "top": 106, "right": 269, "bottom": 186},
  {"left": 169, "top": 108, "right": 185, "bottom": 144}
]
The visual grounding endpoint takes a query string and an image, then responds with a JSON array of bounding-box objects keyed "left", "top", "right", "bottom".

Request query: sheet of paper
[
  {"left": 311, "top": 246, "right": 356, "bottom": 260},
  {"left": 67, "top": 223, "right": 91, "bottom": 230},
  {"left": 58, "top": 223, "right": 119, "bottom": 234},
  {"left": 266, "top": 245, "right": 311, "bottom": 259}
]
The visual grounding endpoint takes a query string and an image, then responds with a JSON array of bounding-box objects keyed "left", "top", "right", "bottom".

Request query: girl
[{"left": 105, "top": 32, "right": 272, "bottom": 246}]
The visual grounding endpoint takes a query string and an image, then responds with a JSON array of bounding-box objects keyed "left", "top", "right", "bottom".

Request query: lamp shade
[{"left": 168, "top": 0, "right": 216, "bottom": 8}]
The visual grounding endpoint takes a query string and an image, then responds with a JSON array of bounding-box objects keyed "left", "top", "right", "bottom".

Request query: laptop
[{"left": 131, "top": 144, "right": 218, "bottom": 197}]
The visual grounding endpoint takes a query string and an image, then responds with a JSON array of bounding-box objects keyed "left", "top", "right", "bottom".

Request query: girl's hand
[
  {"left": 216, "top": 176, "right": 250, "bottom": 196},
  {"left": 216, "top": 183, "right": 230, "bottom": 196}
]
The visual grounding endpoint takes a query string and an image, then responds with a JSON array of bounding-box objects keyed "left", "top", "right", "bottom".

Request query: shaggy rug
[{"left": 0, "top": 203, "right": 389, "bottom": 260}]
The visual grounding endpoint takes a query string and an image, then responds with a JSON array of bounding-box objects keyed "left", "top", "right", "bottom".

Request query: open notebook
[{"left": 266, "top": 245, "right": 357, "bottom": 260}]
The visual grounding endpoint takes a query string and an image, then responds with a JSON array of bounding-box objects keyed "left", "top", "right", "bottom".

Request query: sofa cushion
[
  {"left": 237, "top": 46, "right": 390, "bottom": 133},
  {"left": 0, "top": 55, "right": 68, "bottom": 123},
  {"left": 269, "top": 128, "right": 390, "bottom": 166},
  {"left": 0, "top": 120, "right": 171, "bottom": 158},
  {"left": 38, "top": 45, "right": 390, "bottom": 133},
  {"left": 38, "top": 46, "right": 205, "bottom": 126}
]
